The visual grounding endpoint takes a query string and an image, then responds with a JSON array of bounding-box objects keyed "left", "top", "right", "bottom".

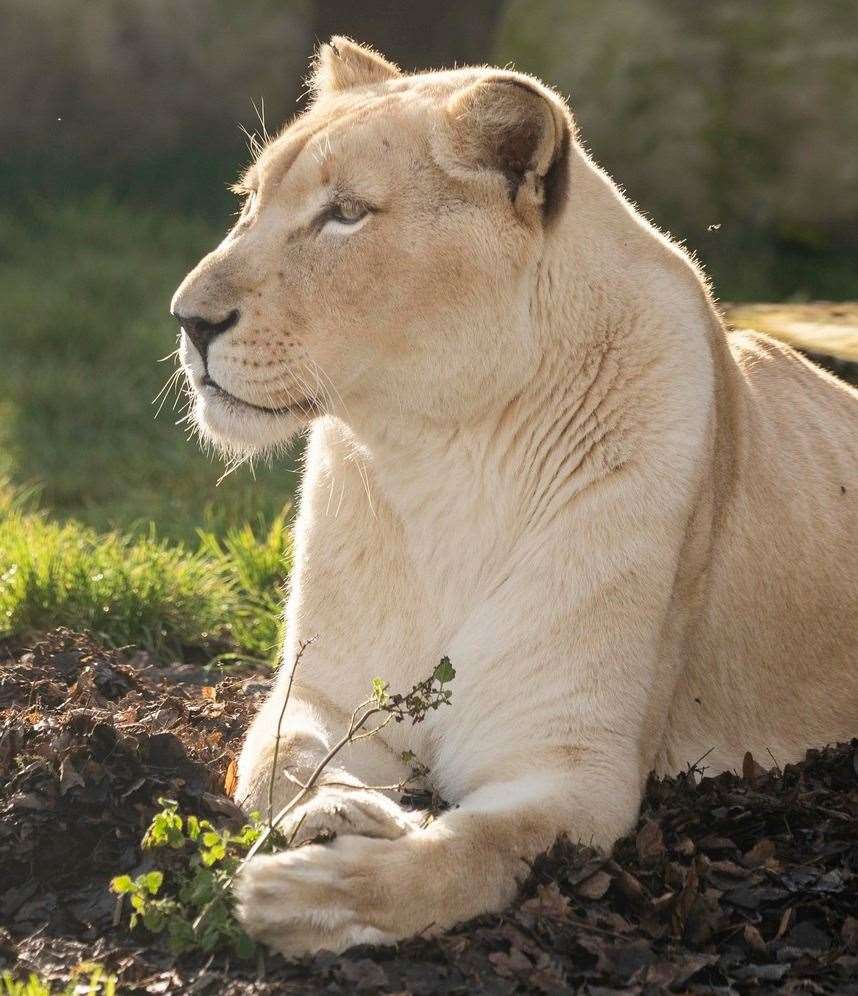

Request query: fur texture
[{"left": 171, "top": 39, "right": 858, "bottom": 957}]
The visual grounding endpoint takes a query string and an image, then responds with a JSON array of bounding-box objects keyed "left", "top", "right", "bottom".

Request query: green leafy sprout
[
  {"left": 111, "top": 657, "right": 455, "bottom": 958},
  {"left": 111, "top": 801, "right": 277, "bottom": 959}
]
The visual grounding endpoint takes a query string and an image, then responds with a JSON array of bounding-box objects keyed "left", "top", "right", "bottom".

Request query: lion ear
[
  {"left": 446, "top": 75, "right": 571, "bottom": 221},
  {"left": 312, "top": 37, "right": 401, "bottom": 95}
]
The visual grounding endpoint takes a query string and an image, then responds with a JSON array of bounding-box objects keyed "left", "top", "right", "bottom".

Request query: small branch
[
  {"left": 267, "top": 637, "right": 315, "bottom": 828},
  {"left": 286, "top": 810, "right": 308, "bottom": 848},
  {"left": 281, "top": 769, "right": 309, "bottom": 791},
  {"left": 350, "top": 715, "right": 395, "bottom": 742},
  {"left": 242, "top": 703, "right": 385, "bottom": 866},
  {"left": 319, "top": 778, "right": 416, "bottom": 794}
]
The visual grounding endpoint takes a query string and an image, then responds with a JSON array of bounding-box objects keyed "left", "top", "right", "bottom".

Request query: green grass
[
  {"left": 0, "top": 485, "right": 289, "bottom": 661},
  {"left": 0, "top": 191, "right": 299, "bottom": 543},
  {"left": 1, "top": 965, "right": 116, "bottom": 996}
]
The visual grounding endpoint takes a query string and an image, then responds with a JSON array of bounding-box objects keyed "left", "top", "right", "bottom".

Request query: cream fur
[{"left": 171, "top": 38, "right": 858, "bottom": 957}]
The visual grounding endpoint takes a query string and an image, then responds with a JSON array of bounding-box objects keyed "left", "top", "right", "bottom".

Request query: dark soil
[{"left": 1, "top": 630, "right": 857, "bottom": 994}]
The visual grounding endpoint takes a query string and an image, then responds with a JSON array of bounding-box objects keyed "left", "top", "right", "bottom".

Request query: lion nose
[{"left": 174, "top": 309, "right": 240, "bottom": 364}]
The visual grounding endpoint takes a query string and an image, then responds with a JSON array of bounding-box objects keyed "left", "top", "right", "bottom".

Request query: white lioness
[{"left": 172, "top": 38, "right": 858, "bottom": 956}]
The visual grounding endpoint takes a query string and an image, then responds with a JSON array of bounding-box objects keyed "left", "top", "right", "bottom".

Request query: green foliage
[
  {"left": 370, "top": 676, "right": 390, "bottom": 709},
  {"left": 197, "top": 513, "right": 292, "bottom": 660},
  {"left": 433, "top": 657, "right": 456, "bottom": 684},
  {"left": 373, "top": 657, "right": 457, "bottom": 725},
  {"left": 111, "top": 799, "right": 275, "bottom": 959},
  {"left": 0, "top": 192, "right": 298, "bottom": 662},
  {"left": 0, "top": 965, "right": 116, "bottom": 996},
  {"left": 0, "top": 489, "right": 228, "bottom": 655},
  {"left": 0, "top": 485, "right": 290, "bottom": 660}
]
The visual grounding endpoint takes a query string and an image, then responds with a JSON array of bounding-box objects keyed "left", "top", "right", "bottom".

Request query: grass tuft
[{"left": 0, "top": 486, "right": 288, "bottom": 661}]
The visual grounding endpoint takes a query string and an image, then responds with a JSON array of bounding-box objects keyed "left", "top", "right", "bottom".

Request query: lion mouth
[{"left": 200, "top": 375, "right": 318, "bottom": 417}]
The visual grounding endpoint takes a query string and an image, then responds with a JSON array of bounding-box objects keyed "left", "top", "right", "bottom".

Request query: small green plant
[
  {"left": 111, "top": 657, "right": 456, "bottom": 957},
  {"left": 0, "top": 964, "right": 116, "bottom": 996},
  {"left": 237, "top": 655, "right": 457, "bottom": 893},
  {"left": 111, "top": 802, "right": 277, "bottom": 959},
  {"left": 371, "top": 656, "right": 455, "bottom": 719}
]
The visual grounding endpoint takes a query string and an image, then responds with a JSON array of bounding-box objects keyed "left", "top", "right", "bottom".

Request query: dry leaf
[
  {"left": 520, "top": 881, "right": 570, "bottom": 918},
  {"left": 744, "top": 923, "right": 767, "bottom": 954},
  {"left": 59, "top": 756, "right": 85, "bottom": 794},
  {"left": 636, "top": 820, "right": 665, "bottom": 864},
  {"left": 489, "top": 947, "right": 532, "bottom": 977},
  {"left": 577, "top": 869, "right": 613, "bottom": 900},
  {"left": 743, "top": 838, "right": 776, "bottom": 867},
  {"left": 223, "top": 759, "right": 238, "bottom": 797},
  {"left": 742, "top": 751, "right": 767, "bottom": 780}
]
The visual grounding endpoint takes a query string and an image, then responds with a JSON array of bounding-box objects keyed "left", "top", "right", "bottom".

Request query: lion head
[{"left": 171, "top": 38, "right": 571, "bottom": 455}]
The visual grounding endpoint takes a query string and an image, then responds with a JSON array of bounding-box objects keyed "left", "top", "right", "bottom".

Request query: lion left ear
[
  {"left": 312, "top": 36, "right": 402, "bottom": 95},
  {"left": 446, "top": 75, "right": 571, "bottom": 222}
]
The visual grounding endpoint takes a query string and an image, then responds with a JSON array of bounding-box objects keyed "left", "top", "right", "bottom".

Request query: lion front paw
[
  {"left": 276, "top": 784, "right": 422, "bottom": 846},
  {"left": 235, "top": 837, "right": 401, "bottom": 956}
]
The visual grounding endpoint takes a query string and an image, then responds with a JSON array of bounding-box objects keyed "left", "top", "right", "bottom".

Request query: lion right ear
[
  {"left": 311, "top": 37, "right": 401, "bottom": 96},
  {"left": 446, "top": 75, "right": 571, "bottom": 223}
]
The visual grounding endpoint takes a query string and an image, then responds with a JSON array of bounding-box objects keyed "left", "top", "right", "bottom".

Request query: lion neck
[{"left": 336, "top": 151, "right": 722, "bottom": 606}]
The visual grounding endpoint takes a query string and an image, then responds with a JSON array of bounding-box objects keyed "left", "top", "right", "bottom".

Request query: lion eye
[
  {"left": 321, "top": 201, "right": 371, "bottom": 235},
  {"left": 334, "top": 201, "right": 366, "bottom": 223}
]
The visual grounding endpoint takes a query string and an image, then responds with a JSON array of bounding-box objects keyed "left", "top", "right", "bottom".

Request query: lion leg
[
  {"left": 234, "top": 683, "right": 415, "bottom": 840},
  {"left": 235, "top": 764, "right": 641, "bottom": 956}
]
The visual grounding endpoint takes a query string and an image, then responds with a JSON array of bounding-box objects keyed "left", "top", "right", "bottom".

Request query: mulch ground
[{"left": 1, "top": 630, "right": 856, "bottom": 994}]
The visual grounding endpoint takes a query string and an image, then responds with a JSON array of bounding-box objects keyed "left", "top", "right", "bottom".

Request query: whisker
[
  {"left": 153, "top": 367, "right": 185, "bottom": 417},
  {"left": 252, "top": 96, "right": 270, "bottom": 144}
]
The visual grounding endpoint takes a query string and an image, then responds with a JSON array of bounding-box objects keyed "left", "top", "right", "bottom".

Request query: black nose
[{"left": 174, "top": 309, "right": 240, "bottom": 363}]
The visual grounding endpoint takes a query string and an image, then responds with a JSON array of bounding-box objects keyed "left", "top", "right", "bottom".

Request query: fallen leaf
[
  {"left": 636, "top": 820, "right": 665, "bottom": 864},
  {"left": 489, "top": 947, "right": 532, "bottom": 977},
  {"left": 224, "top": 758, "right": 238, "bottom": 797},
  {"left": 842, "top": 917, "right": 858, "bottom": 951},
  {"left": 520, "top": 881, "right": 570, "bottom": 918},
  {"left": 743, "top": 923, "right": 767, "bottom": 954},
  {"left": 743, "top": 838, "right": 775, "bottom": 867},
  {"left": 577, "top": 869, "right": 613, "bottom": 900},
  {"left": 59, "top": 756, "right": 85, "bottom": 794},
  {"left": 334, "top": 958, "right": 388, "bottom": 992}
]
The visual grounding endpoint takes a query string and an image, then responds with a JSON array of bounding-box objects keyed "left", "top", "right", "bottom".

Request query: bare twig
[
  {"left": 267, "top": 637, "right": 316, "bottom": 828},
  {"left": 286, "top": 811, "right": 308, "bottom": 848},
  {"left": 766, "top": 746, "right": 783, "bottom": 776},
  {"left": 245, "top": 699, "right": 384, "bottom": 865}
]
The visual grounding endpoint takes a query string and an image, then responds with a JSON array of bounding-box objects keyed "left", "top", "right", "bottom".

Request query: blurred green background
[{"left": 1, "top": 0, "right": 857, "bottom": 544}]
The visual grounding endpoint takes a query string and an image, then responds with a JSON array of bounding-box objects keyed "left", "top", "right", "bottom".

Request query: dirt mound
[{"left": 1, "top": 630, "right": 857, "bottom": 994}]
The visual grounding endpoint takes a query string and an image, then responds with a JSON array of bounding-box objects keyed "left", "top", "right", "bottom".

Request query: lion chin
[
  {"left": 170, "top": 35, "right": 858, "bottom": 960},
  {"left": 191, "top": 388, "right": 306, "bottom": 457}
]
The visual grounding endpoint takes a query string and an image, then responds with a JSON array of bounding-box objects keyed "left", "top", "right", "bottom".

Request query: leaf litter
[{"left": 1, "top": 629, "right": 856, "bottom": 993}]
